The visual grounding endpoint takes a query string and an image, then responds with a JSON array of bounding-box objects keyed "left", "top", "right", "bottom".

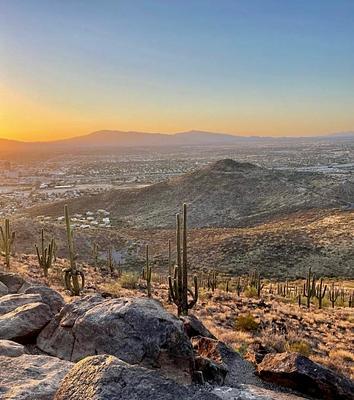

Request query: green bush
[
  {"left": 235, "top": 313, "right": 259, "bottom": 332},
  {"left": 120, "top": 273, "right": 139, "bottom": 289},
  {"left": 285, "top": 340, "right": 311, "bottom": 357}
]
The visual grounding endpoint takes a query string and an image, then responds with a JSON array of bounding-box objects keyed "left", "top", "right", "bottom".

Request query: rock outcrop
[
  {"left": 0, "top": 340, "right": 26, "bottom": 357},
  {"left": 257, "top": 352, "right": 354, "bottom": 400},
  {"left": 0, "top": 354, "right": 72, "bottom": 400},
  {"left": 55, "top": 354, "right": 218, "bottom": 400},
  {"left": 0, "top": 301, "right": 53, "bottom": 341},
  {"left": 38, "top": 295, "right": 194, "bottom": 382},
  {"left": 24, "top": 286, "right": 65, "bottom": 315}
]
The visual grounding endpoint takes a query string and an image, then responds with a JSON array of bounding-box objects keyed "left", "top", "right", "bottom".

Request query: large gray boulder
[
  {"left": 0, "top": 281, "right": 8, "bottom": 296},
  {"left": 55, "top": 354, "right": 218, "bottom": 400},
  {"left": 0, "top": 302, "right": 53, "bottom": 341},
  {"left": 0, "top": 354, "right": 72, "bottom": 399},
  {"left": 38, "top": 295, "right": 194, "bottom": 382},
  {"left": 0, "top": 293, "right": 42, "bottom": 316},
  {"left": 0, "top": 340, "right": 26, "bottom": 357},
  {"left": 257, "top": 352, "right": 354, "bottom": 400},
  {"left": 212, "top": 385, "right": 307, "bottom": 400},
  {"left": 24, "top": 286, "right": 65, "bottom": 315},
  {"left": 0, "top": 271, "right": 26, "bottom": 293}
]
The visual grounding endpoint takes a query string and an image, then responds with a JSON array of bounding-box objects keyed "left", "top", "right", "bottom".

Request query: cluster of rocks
[{"left": 0, "top": 270, "right": 353, "bottom": 400}]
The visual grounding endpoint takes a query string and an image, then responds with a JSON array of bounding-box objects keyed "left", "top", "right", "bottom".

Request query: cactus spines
[
  {"left": 92, "top": 242, "right": 99, "bottom": 268},
  {"left": 0, "top": 219, "right": 15, "bottom": 269},
  {"left": 208, "top": 269, "right": 218, "bottom": 292},
  {"left": 63, "top": 205, "right": 84, "bottom": 296},
  {"left": 329, "top": 283, "right": 340, "bottom": 308},
  {"left": 142, "top": 244, "right": 152, "bottom": 297},
  {"left": 168, "top": 204, "right": 198, "bottom": 316},
  {"left": 107, "top": 247, "right": 115, "bottom": 274},
  {"left": 315, "top": 278, "right": 327, "bottom": 309},
  {"left": 303, "top": 267, "right": 316, "bottom": 308},
  {"left": 35, "top": 228, "right": 54, "bottom": 277}
]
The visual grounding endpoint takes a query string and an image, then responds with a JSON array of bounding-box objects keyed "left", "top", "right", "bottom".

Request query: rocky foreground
[{"left": 0, "top": 270, "right": 353, "bottom": 400}]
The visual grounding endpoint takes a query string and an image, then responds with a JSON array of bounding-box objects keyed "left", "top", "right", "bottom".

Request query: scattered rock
[
  {"left": 192, "top": 336, "right": 262, "bottom": 387},
  {"left": 24, "top": 285, "right": 65, "bottom": 315},
  {"left": 38, "top": 295, "right": 194, "bottom": 382},
  {"left": 0, "top": 271, "right": 25, "bottom": 294},
  {"left": 181, "top": 315, "right": 216, "bottom": 339},
  {"left": 0, "top": 354, "right": 72, "bottom": 399},
  {"left": 0, "top": 302, "right": 53, "bottom": 341},
  {"left": 0, "top": 293, "right": 43, "bottom": 316},
  {"left": 195, "top": 355, "right": 228, "bottom": 385},
  {"left": 0, "top": 281, "right": 9, "bottom": 296},
  {"left": 55, "top": 354, "right": 219, "bottom": 400},
  {"left": 0, "top": 340, "right": 26, "bottom": 357},
  {"left": 212, "top": 385, "right": 307, "bottom": 399},
  {"left": 257, "top": 352, "right": 354, "bottom": 400}
]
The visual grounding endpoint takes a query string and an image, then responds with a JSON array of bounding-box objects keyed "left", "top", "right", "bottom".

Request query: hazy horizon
[{"left": 1, "top": 1, "right": 354, "bottom": 141}]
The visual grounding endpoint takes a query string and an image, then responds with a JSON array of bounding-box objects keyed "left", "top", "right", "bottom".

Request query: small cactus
[
  {"left": 142, "top": 244, "right": 152, "bottom": 297},
  {"left": 0, "top": 219, "right": 15, "bottom": 269},
  {"left": 35, "top": 228, "right": 55, "bottom": 277}
]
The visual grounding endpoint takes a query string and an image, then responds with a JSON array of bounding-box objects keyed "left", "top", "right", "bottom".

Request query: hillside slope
[{"left": 29, "top": 159, "right": 354, "bottom": 228}]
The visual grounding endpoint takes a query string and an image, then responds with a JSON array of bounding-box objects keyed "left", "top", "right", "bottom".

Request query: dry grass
[{"left": 3, "top": 254, "right": 354, "bottom": 380}]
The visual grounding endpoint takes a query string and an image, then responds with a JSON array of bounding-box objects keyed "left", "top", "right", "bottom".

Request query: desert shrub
[
  {"left": 236, "top": 342, "right": 248, "bottom": 356},
  {"left": 329, "top": 349, "right": 354, "bottom": 363},
  {"left": 101, "top": 282, "right": 121, "bottom": 296},
  {"left": 235, "top": 313, "right": 259, "bottom": 332},
  {"left": 285, "top": 340, "right": 311, "bottom": 357},
  {"left": 263, "top": 333, "right": 286, "bottom": 353},
  {"left": 120, "top": 272, "right": 139, "bottom": 289},
  {"left": 244, "top": 286, "right": 258, "bottom": 298}
]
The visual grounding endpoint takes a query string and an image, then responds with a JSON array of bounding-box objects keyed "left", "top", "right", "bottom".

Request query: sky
[{"left": 1, "top": 0, "right": 354, "bottom": 141}]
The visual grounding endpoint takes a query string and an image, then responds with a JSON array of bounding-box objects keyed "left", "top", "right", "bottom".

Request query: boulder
[
  {"left": 212, "top": 385, "right": 306, "bottom": 399},
  {"left": 0, "top": 281, "right": 8, "bottom": 296},
  {"left": 0, "top": 340, "right": 26, "bottom": 357},
  {"left": 24, "top": 285, "right": 65, "bottom": 315},
  {"left": 0, "top": 302, "right": 53, "bottom": 341},
  {"left": 192, "top": 336, "right": 262, "bottom": 387},
  {"left": 0, "top": 293, "right": 42, "bottom": 315},
  {"left": 0, "top": 271, "right": 25, "bottom": 293},
  {"left": 55, "top": 354, "right": 219, "bottom": 400},
  {"left": 38, "top": 295, "right": 194, "bottom": 382},
  {"left": 195, "top": 355, "right": 228, "bottom": 385},
  {"left": 181, "top": 315, "right": 216, "bottom": 339},
  {"left": 257, "top": 352, "right": 354, "bottom": 400},
  {"left": 0, "top": 354, "right": 72, "bottom": 399}
]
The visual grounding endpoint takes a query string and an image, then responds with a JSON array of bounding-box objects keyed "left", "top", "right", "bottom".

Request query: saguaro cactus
[
  {"left": 303, "top": 267, "right": 316, "bottom": 308},
  {"left": 168, "top": 239, "right": 172, "bottom": 302},
  {"left": 329, "top": 283, "right": 340, "bottom": 308},
  {"left": 35, "top": 228, "right": 54, "bottom": 277},
  {"left": 168, "top": 204, "right": 198, "bottom": 316},
  {"left": 0, "top": 219, "right": 15, "bottom": 269},
  {"left": 142, "top": 244, "right": 152, "bottom": 297},
  {"left": 62, "top": 205, "right": 85, "bottom": 295},
  {"left": 315, "top": 278, "right": 327, "bottom": 309}
]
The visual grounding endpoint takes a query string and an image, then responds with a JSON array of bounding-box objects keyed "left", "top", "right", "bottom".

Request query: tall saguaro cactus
[
  {"left": 315, "top": 278, "right": 327, "bottom": 309},
  {"left": 142, "top": 244, "right": 152, "bottom": 297},
  {"left": 303, "top": 267, "right": 316, "bottom": 308},
  {"left": 168, "top": 203, "right": 198, "bottom": 316},
  {"left": 35, "top": 228, "right": 54, "bottom": 277},
  {"left": 63, "top": 205, "right": 85, "bottom": 295},
  {"left": 0, "top": 219, "right": 15, "bottom": 269}
]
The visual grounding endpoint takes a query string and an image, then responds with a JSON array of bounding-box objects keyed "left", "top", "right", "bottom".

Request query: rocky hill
[{"left": 30, "top": 159, "right": 354, "bottom": 228}]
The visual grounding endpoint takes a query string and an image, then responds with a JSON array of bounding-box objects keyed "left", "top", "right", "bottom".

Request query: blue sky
[{"left": 1, "top": 0, "right": 354, "bottom": 140}]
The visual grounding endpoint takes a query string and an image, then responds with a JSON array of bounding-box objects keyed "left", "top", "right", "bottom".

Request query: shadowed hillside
[{"left": 29, "top": 159, "right": 354, "bottom": 228}]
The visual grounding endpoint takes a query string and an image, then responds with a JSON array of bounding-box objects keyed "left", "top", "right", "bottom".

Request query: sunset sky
[{"left": 1, "top": 1, "right": 354, "bottom": 141}]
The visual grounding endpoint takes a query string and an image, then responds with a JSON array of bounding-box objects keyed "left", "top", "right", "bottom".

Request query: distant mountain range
[
  {"left": 30, "top": 159, "right": 354, "bottom": 228},
  {"left": 1, "top": 129, "right": 354, "bottom": 154}
]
